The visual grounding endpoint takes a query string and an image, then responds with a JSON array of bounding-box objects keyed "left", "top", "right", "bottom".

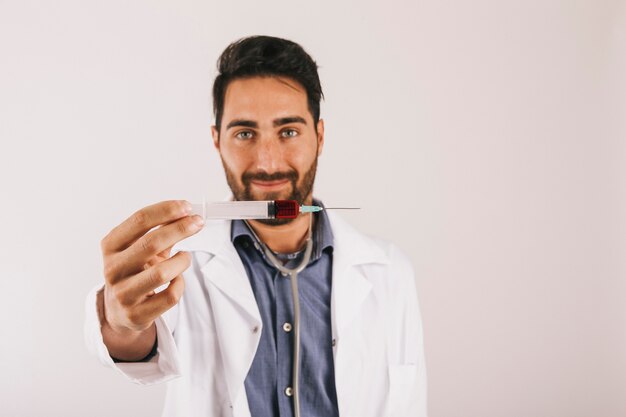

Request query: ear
[
  {"left": 211, "top": 125, "right": 220, "bottom": 151},
  {"left": 316, "top": 119, "right": 325, "bottom": 156}
]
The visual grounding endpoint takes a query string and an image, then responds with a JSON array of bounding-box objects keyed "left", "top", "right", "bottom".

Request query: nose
[{"left": 255, "top": 136, "right": 284, "bottom": 174}]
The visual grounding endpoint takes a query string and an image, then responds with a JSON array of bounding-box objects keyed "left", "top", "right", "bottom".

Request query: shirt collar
[{"left": 231, "top": 198, "right": 334, "bottom": 261}]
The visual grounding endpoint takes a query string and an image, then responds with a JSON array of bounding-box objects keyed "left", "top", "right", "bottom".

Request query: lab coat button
[
  {"left": 285, "top": 386, "right": 293, "bottom": 397},
  {"left": 283, "top": 322, "right": 292, "bottom": 332},
  {"left": 332, "top": 338, "right": 336, "bottom": 347},
  {"left": 252, "top": 326, "right": 259, "bottom": 333}
]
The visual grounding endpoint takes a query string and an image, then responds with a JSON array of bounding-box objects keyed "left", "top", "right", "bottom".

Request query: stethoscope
[{"left": 243, "top": 213, "right": 314, "bottom": 417}]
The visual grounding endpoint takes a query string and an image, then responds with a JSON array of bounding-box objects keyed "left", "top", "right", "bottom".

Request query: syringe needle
[
  {"left": 323, "top": 207, "right": 361, "bottom": 210},
  {"left": 300, "top": 205, "right": 360, "bottom": 213}
]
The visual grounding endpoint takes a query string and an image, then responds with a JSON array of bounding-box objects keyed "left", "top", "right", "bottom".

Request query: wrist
[{"left": 102, "top": 320, "right": 157, "bottom": 361}]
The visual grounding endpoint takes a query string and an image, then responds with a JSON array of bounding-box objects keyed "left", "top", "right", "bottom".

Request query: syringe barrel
[
  {"left": 191, "top": 201, "right": 274, "bottom": 220},
  {"left": 190, "top": 200, "right": 301, "bottom": 220}
]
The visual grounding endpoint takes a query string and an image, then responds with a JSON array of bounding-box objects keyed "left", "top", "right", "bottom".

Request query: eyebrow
[
  {"left": 226, "top": 119, "right": 258, "bottom": 130},
  {"left": 225, "top": 116, "right": 307, "bottom": 131},
  {"left": 273, "top": 116, "right": 307, "bottom": 127}
]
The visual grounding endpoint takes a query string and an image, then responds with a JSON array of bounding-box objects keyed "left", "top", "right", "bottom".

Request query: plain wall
[{"left": 1, "top": 0, "right": 624, "bottom": 416}]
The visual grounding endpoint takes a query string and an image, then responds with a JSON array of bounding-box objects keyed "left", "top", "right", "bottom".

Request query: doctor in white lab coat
[{"left": 84, "top": 35, "right": 427, "bottom": 417}]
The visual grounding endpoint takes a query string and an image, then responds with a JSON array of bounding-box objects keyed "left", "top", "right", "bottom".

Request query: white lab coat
[{"left": 84, "top": 211, "right": 428, "bottom": 417}]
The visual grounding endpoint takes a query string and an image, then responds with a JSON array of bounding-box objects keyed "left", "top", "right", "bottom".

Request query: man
[{"left": 85, "top": 35, "right": 427, "bottom": 417}]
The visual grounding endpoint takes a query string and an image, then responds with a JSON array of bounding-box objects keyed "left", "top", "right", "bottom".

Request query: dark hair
[{"left": 212, "top": 35, "right": 324, "bottom": 133}]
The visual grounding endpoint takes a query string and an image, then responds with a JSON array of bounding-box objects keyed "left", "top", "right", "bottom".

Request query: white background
[{"left": 1, "top": 0, "right": 625, "bottom": 416}]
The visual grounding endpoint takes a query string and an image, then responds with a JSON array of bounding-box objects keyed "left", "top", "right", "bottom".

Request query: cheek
[
  {"left": 283, "top": 138, "right": 317, "bottom": 162},
  {"left": 287, "top": 141, "right": 318, "bottom": 167},
  {"left": 221, "top": 145, "right": 252, "bottom": 171}
]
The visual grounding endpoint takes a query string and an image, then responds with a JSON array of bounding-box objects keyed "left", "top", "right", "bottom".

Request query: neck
[{"left": 247, "top": 195, "right": 316, "bottom": 253}]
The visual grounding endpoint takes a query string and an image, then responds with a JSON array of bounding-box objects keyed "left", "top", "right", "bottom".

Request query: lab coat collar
[{"left": 176, "top": 210, "right": 390, "bottom": 335}]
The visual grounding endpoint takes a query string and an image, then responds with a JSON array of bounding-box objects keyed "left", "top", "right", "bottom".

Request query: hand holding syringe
[
  {"left": 190, "top": 200, "right": 360, "bottom": 221},
  {"left": 98, "top": 199, "right": 357, "bottom": 361}
]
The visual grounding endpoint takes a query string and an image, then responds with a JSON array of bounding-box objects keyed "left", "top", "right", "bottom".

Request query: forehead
[{"left": 222, "top": 76, "right": 310, "bottom": 122}]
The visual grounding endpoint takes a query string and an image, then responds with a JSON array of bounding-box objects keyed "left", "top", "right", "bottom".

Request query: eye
[
  {"left": 235, "top": 130, "right": 254, "bottom": 140},
  {"left": 280, "top": 129, "right": 299, "bottom": 138}
]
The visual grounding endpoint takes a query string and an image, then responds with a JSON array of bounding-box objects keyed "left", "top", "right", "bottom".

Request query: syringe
[{"left": 190, "top": 200, "right": 359, "bottom": 220}]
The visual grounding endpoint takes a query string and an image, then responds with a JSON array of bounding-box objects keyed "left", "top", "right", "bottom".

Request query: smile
[{"left": 250, "top": 179, "right": 290, "bottom": 189}]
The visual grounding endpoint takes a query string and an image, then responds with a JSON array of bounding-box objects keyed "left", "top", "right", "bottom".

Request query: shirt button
[
  {"left": 332, "top": 338, "right": 336, "bottom": 347},
  {"left": 285, "top": 386, "right": 293, "bottom": 397},
  {"left": 283, "top": 322, "right": 292, "bottom": 332},
  {"left": 252, "top": 326, "right": 259, "bottom": 333}
]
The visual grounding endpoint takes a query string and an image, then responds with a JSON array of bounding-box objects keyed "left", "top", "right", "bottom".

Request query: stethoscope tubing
[{"left": 244, "top": 214, "right": 314, "bottom": 417}]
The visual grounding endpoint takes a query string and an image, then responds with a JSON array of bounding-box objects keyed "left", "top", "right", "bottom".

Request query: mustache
[{"left": 242, "top": 170, "right": 298, "bottom": 183}]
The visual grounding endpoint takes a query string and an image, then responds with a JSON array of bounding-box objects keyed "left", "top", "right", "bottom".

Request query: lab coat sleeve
[
  {"left": 83, "top": 283, "right": 182, "bottom": 385},
  {"left": 387, "top": 245, "right": 428, "bottom": 417}
]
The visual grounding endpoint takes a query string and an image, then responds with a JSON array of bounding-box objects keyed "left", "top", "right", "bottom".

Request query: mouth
[{"left": 250, "top": 179, "right": 290, "bottom": 190}]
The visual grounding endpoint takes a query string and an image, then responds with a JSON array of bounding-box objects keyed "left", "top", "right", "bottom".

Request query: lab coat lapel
[
  {"left": 176, "top": 220, "right": 262, "bottom": 410},
  {"left": 201, "top": 244, "right": 260, "bottom": 323},
  {"left": 201, "top": 249, "right": 261, "bottom": 410},
  {"left": 177, "top": 219, "right": 261, "bottom": 322},
  {"left": 331, "top": 256, "right": 372, "bottom": 337},
  {"left": 327, "top": 213, "right": 389, "bottom": 416},
  {"left": 327, "top": 212, "right": 388, "bottom": 339}
]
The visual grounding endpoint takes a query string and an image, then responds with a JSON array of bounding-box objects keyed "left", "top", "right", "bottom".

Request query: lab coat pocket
[{"left": 387, "top": 364, "right": 418, "bottom": 417}]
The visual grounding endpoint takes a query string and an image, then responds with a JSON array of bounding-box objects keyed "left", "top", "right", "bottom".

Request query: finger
[
  {"left": 116, "top": 252, "right": 191, "bottom": 304},
  {"left": 149, "top": 222, "right": 186, "bottom": 263},
  {"left": 101, "top": 200, "right": 193, "bottom": 254},
  {"left": 141, "top": 243, "right": 175, "bottom": 270},
  {"left": 133, "top": 275, "right": 186, "bottom": 324},
  {"left": 154, "top": 243, "right": 176, "bottom": 262},
  {"left": 119, "top": 215, "right": 203, "bottom": 275}
]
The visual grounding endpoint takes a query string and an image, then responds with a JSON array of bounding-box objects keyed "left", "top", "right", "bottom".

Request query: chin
[
  {"left": 251, "top": 189, "right": 293, "bottom": 203},
  {"left": 255, "top": 217, "right": 295, "bottom": 226}
]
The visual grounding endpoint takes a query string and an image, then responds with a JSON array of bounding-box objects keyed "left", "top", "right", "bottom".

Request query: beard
[{"left": 222, "top": 156, "right": 318, "bottom": 226}]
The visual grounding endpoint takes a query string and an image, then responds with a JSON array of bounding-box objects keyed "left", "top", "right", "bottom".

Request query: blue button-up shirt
[{"left": 231, "top": 201, "right": 340, "bottom": 417}]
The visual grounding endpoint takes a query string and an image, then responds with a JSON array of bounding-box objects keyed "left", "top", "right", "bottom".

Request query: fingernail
[
  {"left": 183, "top": 201, "right": 193, "bottom": 214},
  {"left": 192, "top": 215, "right": 205, "bottom": 228}
]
